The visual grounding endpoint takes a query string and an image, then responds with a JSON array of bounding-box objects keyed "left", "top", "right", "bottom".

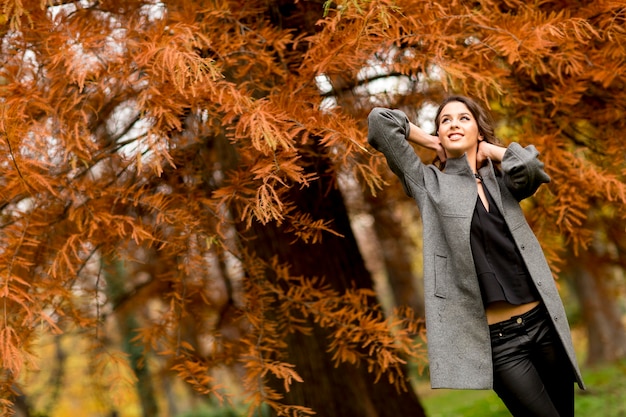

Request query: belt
[{"left": 489, "top": 303, "right": 546, "bottom": 337}]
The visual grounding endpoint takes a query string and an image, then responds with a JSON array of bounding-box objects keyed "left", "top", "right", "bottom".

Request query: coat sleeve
[
  {"left": 367, "top": 107, "right": 426, "bottom": 197},
  {"left": 501, "top": 142, "right": 551, "bottom": 201}
]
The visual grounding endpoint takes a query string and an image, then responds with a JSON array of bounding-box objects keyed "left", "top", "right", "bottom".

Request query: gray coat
[{"left": 367, "top": 107, "right": 584, "bottom": 390}]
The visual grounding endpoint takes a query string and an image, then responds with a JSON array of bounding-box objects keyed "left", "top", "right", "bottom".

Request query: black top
[{"left": 470, "top": 184, "right": 540, "bottom": 307}]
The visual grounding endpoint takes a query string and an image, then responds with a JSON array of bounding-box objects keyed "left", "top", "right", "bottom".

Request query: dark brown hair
[{"left": 432, "top": 95, "right": 500, "bottom": 169}]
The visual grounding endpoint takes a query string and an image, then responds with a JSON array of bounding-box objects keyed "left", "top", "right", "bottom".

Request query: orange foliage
[{"left": 1, "top": 0, "right": 625, "bottom": 414}]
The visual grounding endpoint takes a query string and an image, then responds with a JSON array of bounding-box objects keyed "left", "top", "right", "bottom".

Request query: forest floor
[
  {"left": 416, "top": 358, "right": 626, "bottom": 417},
  {"left": 181, "top": 358, "right": 626, "bottom": 417}
]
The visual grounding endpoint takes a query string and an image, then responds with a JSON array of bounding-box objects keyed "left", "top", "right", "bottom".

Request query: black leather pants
[{"left": 489, "top": 304, "right": 575, "bottom": 417}]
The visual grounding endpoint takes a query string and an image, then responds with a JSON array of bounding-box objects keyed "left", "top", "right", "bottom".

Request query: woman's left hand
[
  {"left": 477, "top": 140, "right": 506, "bottom": 165},
  {"left": 476, "top": 140, "right": 487, "bottom": 166}
]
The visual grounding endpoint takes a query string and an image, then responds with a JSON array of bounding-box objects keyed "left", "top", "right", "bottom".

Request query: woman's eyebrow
[{"left": 440, "top": 112, "right": 472, "bottom": 118}]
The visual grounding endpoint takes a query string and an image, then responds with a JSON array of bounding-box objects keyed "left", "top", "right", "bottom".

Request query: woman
[{"left": 367, "top": 96, "right": 584, "bottom": 416}]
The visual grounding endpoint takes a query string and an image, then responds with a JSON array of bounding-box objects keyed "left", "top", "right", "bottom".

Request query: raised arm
[
  {"left": 367, "top": 107, "right": 441, "bottom": 196},
  {"left": 488, "top": 141, "right": 551, "bottom": 201},
  {"left": 407, "top": 120, "right": 447, "bottom": 163}
]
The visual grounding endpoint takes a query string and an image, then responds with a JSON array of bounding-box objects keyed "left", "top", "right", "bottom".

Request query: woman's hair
[{"left": 432, "top": 95, "right": 501, "bottom": 169}]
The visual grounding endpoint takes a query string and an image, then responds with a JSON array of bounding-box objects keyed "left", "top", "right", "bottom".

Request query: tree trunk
[
  {"left": 239, "top": 161, "right": 426, "bottom": 417},
  {"left": 106, "top": 262, "right": 160, "bottom": 417},
  {"left": 368, "top": 193, "right": 425, "bottom": 318},
  {"left": 221, "top": 3, "right": 425, "bottom": 414},
  {"left": 327, "top": 73, "right": 425, "bottom": 319},
  {"left": 10, "top": 389, "right": 31, "bottom": 417},
  {"left": 570, "top": 252, "right": 626, "bottom": 365}
]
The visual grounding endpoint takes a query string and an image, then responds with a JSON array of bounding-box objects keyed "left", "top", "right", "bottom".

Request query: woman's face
[{"left": 437, "top": 101, "right": 482, "bottom": 159}]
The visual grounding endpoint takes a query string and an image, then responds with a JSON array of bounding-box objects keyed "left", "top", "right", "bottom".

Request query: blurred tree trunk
[
  {"left": 368, "top": 193, "right": 425, "bottom": 317},
  {"left": 218, "top": 4, "right": 426, "bottom": 413},
  {"left": 238, "top": 154, "right": 426, "bottom": 417},
  {"left": 328, "top": 73, "right": 425, "bottom": 318},
  {"left": 10, "top": 389, "right": 31, "bottom": 417},
  {"left": 570, "top": 252, "right": 626, "bottom": 365},
  {"left": 106, "top": 262, "right": 160, "bottom": 417}
]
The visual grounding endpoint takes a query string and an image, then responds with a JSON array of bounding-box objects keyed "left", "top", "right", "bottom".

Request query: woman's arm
[
  {"left": 477, "top": 141, "right": 506, "bottom": 165},
  {"left": 407, "top": 121, "right": 447, "bottom": 163},
  {"left": 367, "top": 108, "right": 437, "bottom": 196},
  {"left": 491, "top": 142, "right": 551, "bottom": 201}
]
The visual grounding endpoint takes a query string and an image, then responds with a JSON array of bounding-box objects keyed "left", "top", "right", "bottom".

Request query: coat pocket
[{"left": 434, "top": 254, "right": 448, "bottom": 299}]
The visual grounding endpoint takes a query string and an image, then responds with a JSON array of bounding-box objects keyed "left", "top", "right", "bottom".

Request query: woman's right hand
[
  {"left": 408, "top": 122, "right": 447, "bottom": 163},
  {"left": 434, "top": 139, "right": 447, "bottom": 164}
]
